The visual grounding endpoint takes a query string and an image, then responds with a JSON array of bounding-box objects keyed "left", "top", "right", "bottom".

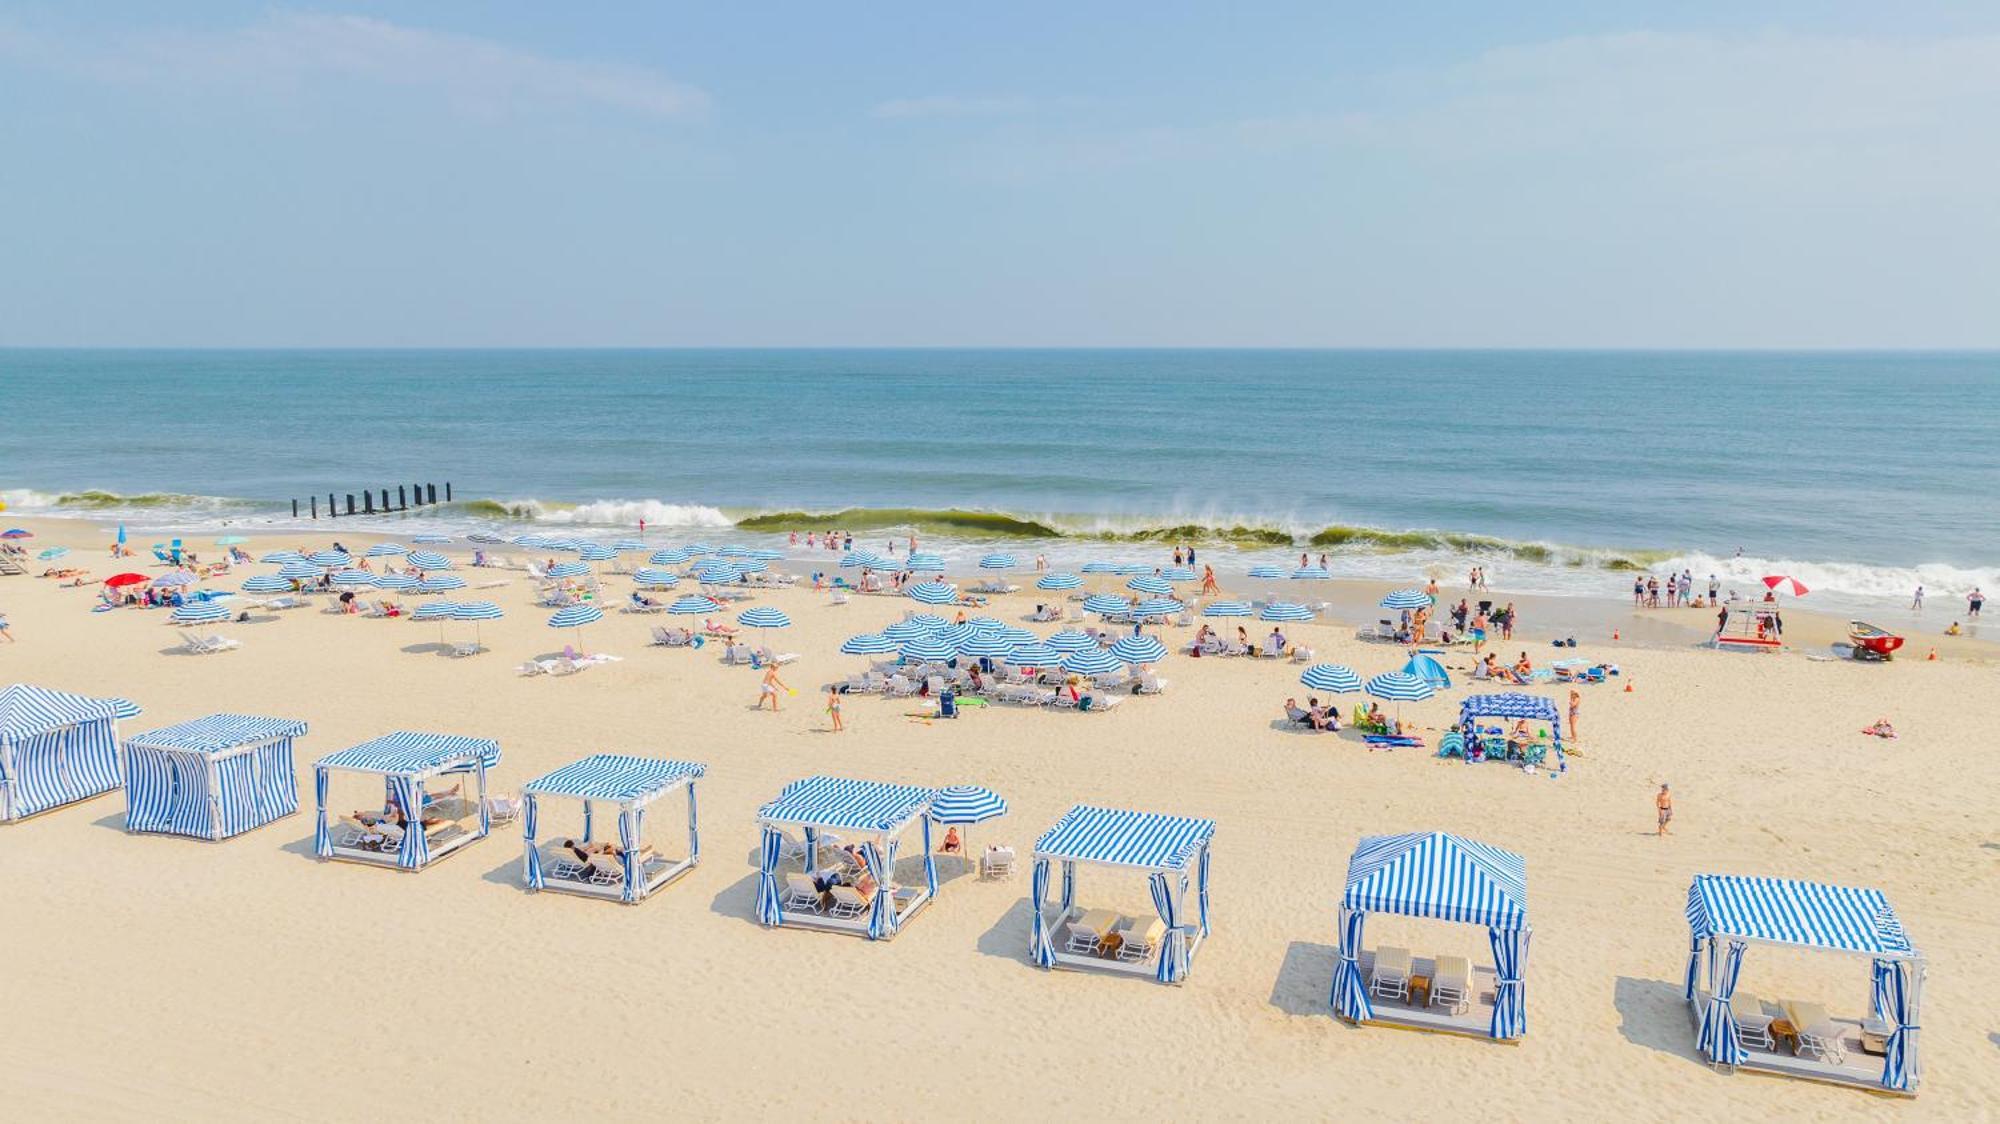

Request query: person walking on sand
[
  {"left": 826, "top": 687, "right": 844, "bottom": 732},
  {"left": 756, "top": 665, "right": 790, "bottom": 711},
  {"left": 0, "top": 610, "right": 13, "bottom": 642},
  {"left": 1567, "top": 689, "right": 1580, "bottom": 742},
  {"left": 1655, "top": 784, "right": 1674, "bottom": 837},
  {"left": 1199, "top": 564, "right": 1219, "bottom": 597}
]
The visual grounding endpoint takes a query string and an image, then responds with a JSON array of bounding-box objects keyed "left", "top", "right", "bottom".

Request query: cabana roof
[
  {"left": 0, "top": 684, "right": 141, "bottom": 740},
  {"left": 1343, "top": 831, "right": 1528, "bottom": 930},
  {"left": 758, "top": 775, "right": 936, "bottom": 832},
  {"left": 1034, "top": 804, "right": 1215, "bottom": 871},
  {"left": 1686, "top": 874, "right": 1916, "bottom": 959},
  {"left": 316, "top": 731, "right": 502, "bottom": 776},
  {"left": 126, "top": 714, "right": 308, "bottom": 754},
  {"left": 1459, "top": 692, "right": 1559, "bottom": 724},
  {"left": 525, "top": 753, "right": 706, "bottom": 804}
]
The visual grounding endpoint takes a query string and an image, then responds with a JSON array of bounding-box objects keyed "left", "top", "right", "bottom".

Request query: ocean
[{"left": 3, "top": 349, "right": 1995, "bottom": 612}]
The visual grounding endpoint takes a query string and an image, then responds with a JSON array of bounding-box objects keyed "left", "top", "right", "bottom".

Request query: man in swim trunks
[
  {"left": 1969, "top": 588, "right": 1984, "bottom": 617},
  {"left": 757, "top": 665, "right": 789, "bottom": 711},
  {"left": 1655, "top": 784, "right": 1673, "bottom": 837}
]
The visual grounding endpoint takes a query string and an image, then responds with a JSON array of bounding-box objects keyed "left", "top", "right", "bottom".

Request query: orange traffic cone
[
  {"left": 1612, "top": 629, "right": 1620, "bottom": 641},
  {"left": 1624, "top": 682, "right": 1634, "bottom": 693},
  {"left": 1927, "top": 648, "right": 1938, "bottom": 661}
]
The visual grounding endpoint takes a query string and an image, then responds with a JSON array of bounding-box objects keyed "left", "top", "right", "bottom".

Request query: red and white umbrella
[{"left": 1761, "top": 575, "right": 1809, "bottom": 597}]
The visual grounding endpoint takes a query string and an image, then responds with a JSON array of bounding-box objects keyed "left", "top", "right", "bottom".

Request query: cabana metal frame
[
  {"left": 755, "top": 776, "right": 939, "bottom": 939},
  {"left": 1684, "top": 874, "right": 1922, "bottom": 1095},
  {"left": 522, "top": 753, "right": 705, "bottom": 903},
  {"left": 312, "top": 731, "right": 501, "bottom": 870},
  {"left": 1459, "top": 693, "right": 1564, "bottom": 753},
  {"left": 1029, "top": 804, "right": 1215, "bottom": 984},
  {"left": 0, "top": 684, "right": 140, "bottom": 823},
  {"left": 122, "top": 714, "right": 308, "bottom": 840},
  {"left": 1331, "top": 831, "right": 1530, "bottom": 1041}
]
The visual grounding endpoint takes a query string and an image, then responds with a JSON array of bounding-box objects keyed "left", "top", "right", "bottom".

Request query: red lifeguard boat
[{"left": 1847, "top": 620, "right": 1905, "bottom": 660}]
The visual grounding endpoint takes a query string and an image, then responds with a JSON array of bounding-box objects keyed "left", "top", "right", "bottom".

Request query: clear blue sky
[{"left": 3, "top": 3, "right": 1996, "bottom": 347}]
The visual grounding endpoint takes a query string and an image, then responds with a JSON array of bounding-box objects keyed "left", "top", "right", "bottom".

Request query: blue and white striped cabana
[
  {"left": 1331, "top": 831, "right": 1530, "bottom": 1041},
  {"left": 312, "top": 732, "right": 501, "bottom": 870},
  {"left": 755, "top": 776, "right": 942, "bottom": 939},
  {"left": 0, "top": 684, "right": 140, "bottom": 823},
  {"left": 1684, "top": 874, "right": 1923, "bottom": 1094},
  {"left": 1030, "top": 804, "right": 1215, "bottom": 984},
  {"left": 522, "top": 754, "right": 706, "bottom": 903},
  {"left": 123, "top": 714, "right": 307, "bottom": 840}
]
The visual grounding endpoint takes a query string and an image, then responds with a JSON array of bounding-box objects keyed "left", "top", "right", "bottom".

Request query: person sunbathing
[
  {"left": 1863, "top": 718, "right": 1898, "bottom": 739},
  {"left": 631, "top": 591, "right": 661, "bottom": 608},
  {"left": 1284, "top": 697, "right": 1311, "bottom": 726},
  {"left": 1307, "top": 700, "right": 1335, "bottom": 732},
  {"left": 705, "top": 617, "right": 738, "bottom": 636}
]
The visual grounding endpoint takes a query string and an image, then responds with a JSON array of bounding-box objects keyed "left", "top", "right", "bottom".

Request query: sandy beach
[{"left": 2, "top": 513, "right": 1997, "bottom": 1122}]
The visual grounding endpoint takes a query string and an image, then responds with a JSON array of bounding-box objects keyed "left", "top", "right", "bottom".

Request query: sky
[{"left": 2, "top": 3, "right": 1997, "bottom": 348}]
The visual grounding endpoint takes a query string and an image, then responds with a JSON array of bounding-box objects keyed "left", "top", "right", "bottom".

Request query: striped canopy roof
[
  {"left": 1686, "top": 874, "right": 1915, "bottom": 958},
  {"left": 0, "top": 684, "right": 141, "bottom": 741},
  {"left": 315, "top": 731, "right": 502, "bottom": 775},
  {"left": 757, "top": 775, "right": 937, "bottom": 832},
  {"left": 1034, "top": 804, "right": 1215, "bottom": 871},
  {"left": 1460, "top": 693, "right": 1559, "bottom": 723},
  {"left": 126, "top": 714, "right": 308, "bottom": 754},
  {"left": 523, "top": 753, "right": 706, "bottom": 805},
  {"left": 1342, "top": 831, "right": 1529, "bottom": 930}
]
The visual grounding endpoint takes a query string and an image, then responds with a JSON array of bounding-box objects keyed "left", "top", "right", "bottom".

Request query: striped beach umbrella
[
  {"left": 1061, "top": 648, "right": 1124, "bottom": 676},
  {"left": 548, "top": 603, "right": 605, "bottom": 631},
  {"left": 932, "top": 623, "right": 979, "bottom": 648},
  {"left": 840, "top": 632, "right": 897, "bottom": 655},
  {"left": 546, "top": 561, "right": 591, "bottom": 579},
  {"left": 276, "top": 562, "right": 324, "bottom": 581},
  {"left": 718, "top": 545, "right": 752, "bottom": 558},
  {"left": 1036, "top": 572, "right": 1083, "bottom": 590},
  {"left": 307, "top": 549, "right": 351, "bottom": 567},
  {"left": 1300, "top": 664, "right": 1362, "bottom": 693},
  {"left": 577, "top": 545, "right": 619, "bottom": 562},
  {"left": 240, "top": 575, "right": 292, "bottom": 594},
  {"left": 1045, "top": 630, "right": 1096, "bottom": 653},
  {"left": 667, "top": 595, "right": 722, "bottom": 616},
  {"left": 512, "top": 534, "right": 551, "bottom": 548},
  {"left": 733, "top": 558, "right": 769, "bottom": 574},
  {"left": 978, "top": 553, "right": 1017, "bottom": 570},
  {"left": 1381, "top": 588, "right": 1433, "bottom": 610},
  {"left": 649, "top": 547, "right": 693, "bottom": 565},
  {"left": 170, "top": 601, "right": 231, "bottom": 624},
  {"left": 685, "top": 542, "right": 718, "bottom": 555},
  {"left": 1258, "top": 602, "right": 1314, "bottom": 622},
  {"left": 411, "top": 600, "right": 460, "bottom": 621},
  {"left": 416, "top": 574, "right": 466, "bottom": 593},
  {"left": 330, "top": 570, "right": 377, "bottom": 588},
  {"left": 1366, "top": 671, "right": 1436, "bottom": 702},
  {"left": 905, "top": 552, "right": 948, "bottom": 572},
  {"left": 407, "top": 550, "right": 453, "bottom": 570},
  {"left": 411, "top": 534, "right": 453, "bottom": 544},
  {"left": 1080, "top": 560, "right": 1123, "bottom": 573},
  {"left": 152, "top": 571, "right": 200, "bottom": 588},
  {"left": 1402, "top": 652, "right": 1452, "bottom": 688},
  {"left": 365, "top": 543, "right": 409, "bottom": 558},
  {"left": 929, "top": 785, "right": 1008, "bottom": 824},
  {"left": 451, "top": 600, "right": 503, "bottom": 648},
  {"left": 1161, "top": 566, "right": 1198, "bottom": 582},
  {"left": 1115, "top": 564, "right": 1154, "bottom": 576},
  {"left": 749, "top": 549, "right": 786, "bottom": 561},
  {"left": 1126, "top": 574, "right": 1175, "bottom": 595},
  {"left": 991, "top": 626, "right": 1038, "bottom": 645},
  {"left": 901, "top": 634, "right": 957, "bottom": 663},
  {"left": 1007, "top": 642, "right": 1064, "bottom": 666},
  {"left": 260, "top": 550, "right": 305, "bottom": 564},
  {"left": 0, "top": 529, "right": 31, "bottom": 539},
  {"left": 737, "top": 607, "right": 792, "bottom": 630},
  {"left": 632, "top": 567, "right": 680, "bottom": 588},
  {"left": 841, "top": 551, "right": 887, "bottom": 569},
  {"left": 881, "top": 618, "right": 933, "bottom": 642},
  {"left": 372, "top": 573, "right": 417, "bottom": 590},
  {"left": 1202, "top": 600, "right": 1252, "bottom": 617},
  {"left": 613, "top": 539, "right": 648, "bottom": 552},
  {"left": 1247, "top": 565, "right": 1285, "bottom": 579},
  {"left": 1131, "top": 597, "right": 1185, "bottom": 617},
  {"left": 694, "top": 562, "right": 742, "bottom": 584},
  {"left": 904, "top": 612, "right": 949, "bottom": 631},
  {"left": 1081, "top": 594, "right": 1132, "bottom": 615},
  {"left": 467, "top": 532, "right": 506, "bottom": 544},
  {"left": 1292, "top": 566, "right": 1332, "bottom": 580},
  {"left": 907, "top": 580, "right": 957, "bottom": 605},
  {"left": 958, "top": 631, "right": 1015, "bottom": 658},
  {"left": 1109, "top": 635, "right": 1168, "bottom": 664}
]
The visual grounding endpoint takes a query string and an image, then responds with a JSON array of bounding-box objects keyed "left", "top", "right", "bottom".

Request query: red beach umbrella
[
  {"left": 1761, "top": 575, "right": 1808, "bottom": 597},
  {"left": 103, "top": 573, "right": 149, "bottom": 588}
]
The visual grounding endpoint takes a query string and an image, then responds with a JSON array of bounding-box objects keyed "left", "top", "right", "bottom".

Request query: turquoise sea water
[{"left": 3, "top": 349, "right": 1995, "bottom": 609}]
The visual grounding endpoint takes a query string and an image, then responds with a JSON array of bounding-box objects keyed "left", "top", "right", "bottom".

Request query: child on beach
[
  {"left": 826, "top": 687, "right": 844, "bottom": 732},
  {"left": 1655, "top": 784, "right": 1673, "bottom": 836}
]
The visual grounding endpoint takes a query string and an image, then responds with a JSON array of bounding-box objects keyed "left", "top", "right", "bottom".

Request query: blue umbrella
[
  {"left": 1036, "top": 572, "right": 1083, "bottom": 590},
  {"left": 171, "top": 601, "right": 231, "bottom": 624},
  {"left": 978, "top": 554, "right": 1017, "bottom": 570},
  {"left": 614, "top": 539, "right": 648, "bottom": 552},
  {"left": 905, "top": 552, "right": 948, "bottom": 572},
  {"left": 881, "top": 618, "right": 933, "bottom": 642},
  {"left": 330, "top": 570, "right": 377, "bottom": 588},
  {"left": 649, "top": 547, "right": 693, "bottom": 565},
  {"left": 1080, "top": 560, "right": 1123, "bottom": 573},
  {"left": 1366, "top": 671, "right": 1436, "bottom": 702},
  {"left": 260, "top": 550, "right": 304, "bottom": 564},
  {"left": 933, "top": 623, "right": 980, "bottom": 647},
  {"left": 365, "top": 543, "right": 409, "bottom": 558},
  {"left": 840, "top": 632, "right": 898, "bottom": 655},
  {"left": 1258, "top": 602, "right": 1314, "bottom": 622},
  {"left": 452, "top": 600, "right": 504, "bottom": 621},
  {"left": 548, "top": 603, "right": 605, "bottom": 630},
  {"left": 901, "top": 634, "right": 957, "bottom": 662},
  {"left": 276, "top": 562, "right": 324, "bottom": 581},
  {"left": 1292, "top": 566, "right": 1332, "bottom": 580},
  {"left": 1126, "top": 574, "right": 1175, "bottom": 595},
  {"left": 733, "top": 558, "right": 769, "bottom": 574},
  {"left": 577, "top": 545, "right": 619, "bottom": 562},
  {"left": 411, "top": 600, "right": 460, "bottom": 621},
  {"left": 407, "top": 550, "right": 453, "bottom": 570},
  {"left": 307, "top": 549, "right": 351, "bottom": 567},
  {"left": 928, "top": 785, "right": 1008, "bottom": 824},
  {"left": 1045, "top": 630, "right": 1096, "bottom": 652},
  {"left": 1131, "top": 597, "right": 1185, "bottom": 617},
  {"left": 737, "top": 607, "right": 792, "bottom": 630},
  {"left": 958, "top": 631, "right": 1015, "bottom": 658},
  {"left": 991, "top": 626, "right": 1037, "bottom": 644},
  {"left": 1203, "top": 600, "right": 1252, "bottom": 617},
  {"left": 904, "top": 612, "right": 949, "bottom": 631},
  {"left": 411, "top": 534, "right": 453, "bottom": 545},
  {"left": 372, "top": 573, "right": 417, "bottom": 590},
  {"left": 152, "top": 571, "right": 199, "bottom": 588},
  {"left": 1061, "top": 648, "right": 1125, "bottom": 676},
  {"left": 907, "top": 580, "right": 957, "bottom": 605},
  {"left": 1300, "top": 664, "right": 1362, "bottom": 693},
  {"left": 1381, "top": 588, "right": 1433, "bottom": 610},
  {"left": 117, "top": 523, "right": 127, "bottom": 546},
  {"left": 546, "top": 561, "right": 591, "bottom": 579},
  {"left": 1402, "top": 652, "right": 1452, "bottom": 688},
  {"left": 749, "top": 549, "right": 786, "bottom": 561},
  {"left": 514, "top": 534, "right": 554, "bottom": 547},
  {"left": 1109, "top": 635, "right": 1168, "bottom": 663},
  {"left": 718, "top": 545, "right": 752, "bottom": 558},
  {"left": 1081, "top": 594, "right": 1132, "bottom": 615},
  {"left": 1160, "top": 566, "right": 1198, "bottom": 582},
  {"left": 1247, "top": 565, "right": 1285, "bottom": 579},
  {"left": 841, "top": 551, "right": 887, "bottom": 569},
  {"left": 694, "top": 562, "right": 743, "bottom": 584},
  {"left": 667, "top": 595, "right": 722, "bottom": 615},
  {"left": 416, "top": 574, "right": 466, "bottom": 593},
  {"left": 468, "top": 533, "right": 506, "bottom": 544},
  {"left": 1007, "top": 642, "right": 1064, "bottom": 666},
  {"left": 632, "top": 567, "right": 680, "bottom": 588},
  {"left": 241, "top": 575, "right": 292, "bottom": 594},
  {"left": 685, "top": 542, "right": 718, "bottom": 555}
]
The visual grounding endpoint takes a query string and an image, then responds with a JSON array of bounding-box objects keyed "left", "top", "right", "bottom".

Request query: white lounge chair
[
  {"left": 483, "top": 794, "right": 522, "bottom": 825},
  {"left": 450, "top": 641, "right": 484, "bottom": 658},
  {"left": 585, "top": 852, "right": 624, "bottom": 886},
  {"left": 981, "top": 846, "right": 1015, "bottom": 879},
  {"left": 1117, "top": 916, "right": 1166, "bottom": 962},
  {"left": 757, "top": 647, "right": 799, "bottom": 665},
  {"left": 1136, "top": 671, "right": 1169, "bottom": 694},
  {"left": 884, "top": 674, "right": 917, "bottom": 698},
  {"left": 1787, "top": 1001, "right": 1846, "bottom": 1064},
  {"left": 828, "top": 884, "right": 872, "bottom": 919},
  {"left": 782, "top": 873, "right": 823, "bottom": 912},
  {"left": 1431, "top": 955, "right": 1471, "bottom": 1015},
  {"left": 1370, "top": 946, "right": 1412, "bottom": 1002},
  {"left": 546, "top": 845, "right": 586, "bottom": 881},
  {"left": 1730, "top": 991, "right": 1775, "bottom": 1051}
]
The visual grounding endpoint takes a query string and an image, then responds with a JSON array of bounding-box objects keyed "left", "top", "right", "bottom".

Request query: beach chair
[
  {"left": 1730, "top": 991, "right": 1775, "bottom": 1051},
  {"left": 1136, "top": 671, "right": 1169, "bottom": 694},
  {"left": 1065, "top": 912, "right": 1107, "bottom": 955},
  {"left": 885, "top": 674, "right": 917, "bottom": 698},
  {"left": 1116, "top": 916, "right": 1166, "bottom": 962},
  {"left": 335, "top": 815, "right": 378, "bottom": 849},
  {"left": 757, "top": 646, "right": 799, "bottom": 666},
  {"left": 584, "top": 851, "right": 624, "bottom": 886},
  {"left": 546, "top": 845, "right": 586, "bottom": 881},
  {"left": 1786, "top": 1001, "right": 1845, "bottom": 1064},
  {"left": 547, "top": 657, "right": 582, "bottom": 676},
  {"left": 482, "top": 794, "right": 522, "bottom": 825},
  {"left": 177, "top": 629, "right": 211, "bottom": 654},
  {"left": 374, "top": 821, "right": 408, "bottom": 855},
  {"left": 1431, "top": 955, "right": 1472, "bottom": 1015},
  {"left": 450, "top": 640, "right": 484, "bottom": 658},
  {"left": 981, "top": 846, "right": 1015, "bottom": 880},
  {"left": 198, "top": 632, "right": 240, "bottom": 653},
  {"left": 1370, "top": 946, "right": 1412, "bottom": 1002},
  {"left": 828, "top": 884, "right": 872, "bottom": 919},
  {"left": 649, "top": 626, "right": 674, "bottom": 646}
]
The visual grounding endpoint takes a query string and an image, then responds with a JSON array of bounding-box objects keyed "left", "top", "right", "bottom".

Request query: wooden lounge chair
[
  {"left": 1431, "top": 955, "right": 1472, "bottom": 1015},
  {"left": 1370, "top": 946, "right": 1412, "bottom": 1002},
  {"left": 1730, "top": 991, "right": 1775, "bottom": 1050}
]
